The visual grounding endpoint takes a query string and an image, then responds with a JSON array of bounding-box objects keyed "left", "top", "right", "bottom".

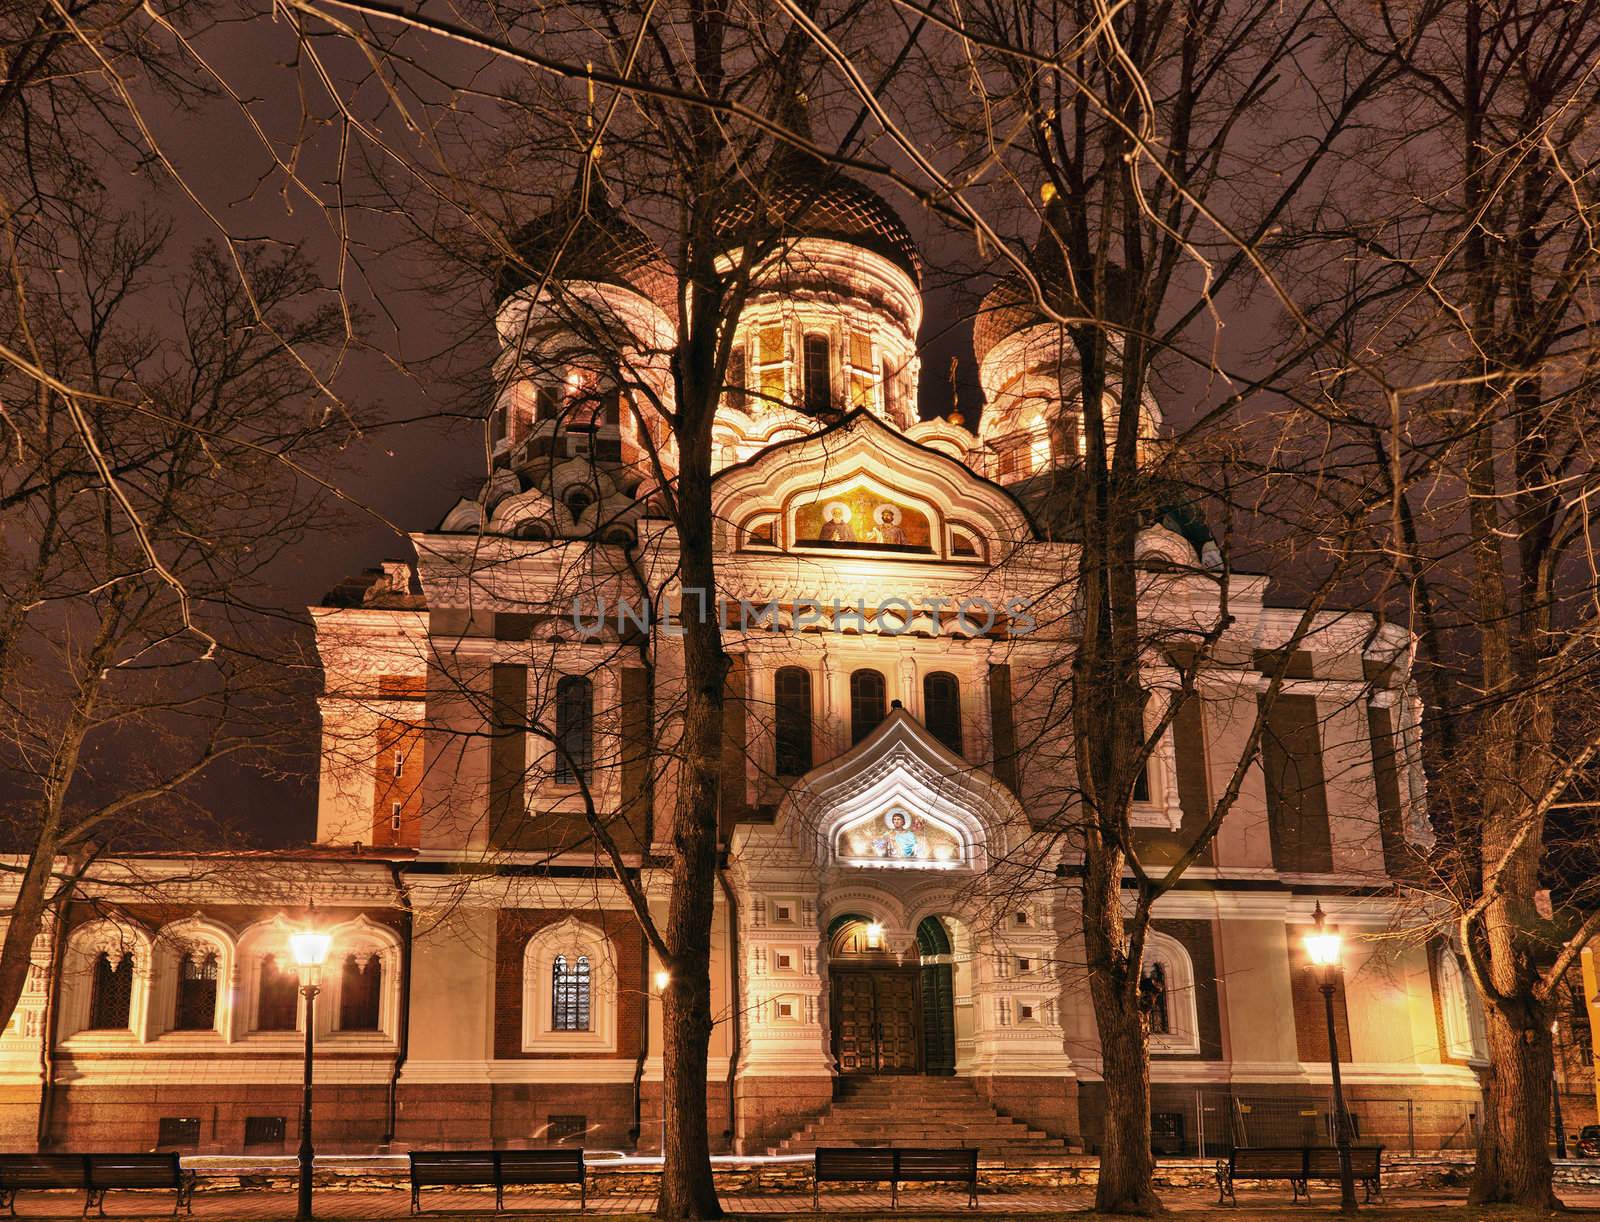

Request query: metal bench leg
[
  {"left": 410, "top": 1183, "right": 420, "bottom": 1216},
  {"left": 891, "top": 1178, "right": 898, "bottom": 1211},
  {"left": 812, "top": 1175, "right": 818, "bottom": 1212},
  {"left": 495, "top": 1181, "right": 504, "bottom": 1213},
  {"left": 0, "top": 1188, "right": 13, "bottom": 1217},
  {"left": 969, "top": 1175, "right": 977, "bottom": 1208},
  {"left": 581, "top": 1174, "right": 587, "bottom": 1212}
]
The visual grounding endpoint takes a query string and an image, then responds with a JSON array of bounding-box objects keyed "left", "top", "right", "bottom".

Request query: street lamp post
[
  {"left": 1304, "top": 903, "right": 1357, "bottom": 1213},
  {"left": 290, "top": 926, "right": 333, "bottom": 1222},
  {"left": 654, "top": 970, "right": 671, "bottom": 1155},
  {"left": 1552, "top": 1019, "right": 1569, "bottom": 1159}
]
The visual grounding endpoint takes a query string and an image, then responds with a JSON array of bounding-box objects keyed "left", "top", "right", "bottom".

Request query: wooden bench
[
  {"left": 409, "top": 1150, "right": 585, "bottom": 1214},
  {"left": 0, "top": 1155, "right": 89, "bottom": 1216},
  {"left": 85, "top": 1154, "right": 194, "bottom": 1216},
  {"left": 1216, "top": 1145, "right": 1383, "bottom": 1205},
  {"left": 812, "top": 1147, "right": 977, "bottom": 1209},
  {"left": 0, "top": 1154, "right": 193, "bottom": 1217}
]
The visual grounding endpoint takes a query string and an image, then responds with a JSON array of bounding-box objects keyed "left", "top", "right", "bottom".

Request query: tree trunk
[
  {"left": 0, "top": 846, "right": 56, "bottom": 1035},
  {"left": 1091, "top": 969, "right": 1159, "bottom": 1213},
  {"left": 1470, "top": 996, "right": 1556, "bottom": 1207}
]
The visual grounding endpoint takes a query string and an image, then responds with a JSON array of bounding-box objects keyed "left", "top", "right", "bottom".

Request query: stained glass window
[
  {"left": 551, "top": 954, "right": 591, "bottom": 1031},
  {"left": 88, "top": 951, "right": 133, "bottom": 1029}
]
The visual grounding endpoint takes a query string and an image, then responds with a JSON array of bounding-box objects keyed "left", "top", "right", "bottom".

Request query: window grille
[
  {"left": 157, "top": 1118, "right": 200, "bottom": 1149},
  {"left": 174, "top": 951, "right": 219, "bottom": 1030},
  {"left": 725, "top": 350, "right": 746, "bottom": 410},
  {"left": 88, "top": 951, "right": 133, "bottom": 1030},
  {"left": 338, "top": 954, "right": 382, "bottom": 1031},
  {"left": 243, "top": 1116, "right": 286, "bottom": 1148},
  {"left": 1141, "top": 960, "right": 1171, "bottom": 1035},
  {"left": 257, "top": 954, "right": 299, "bottom": 1031},
  {"left": 551, "top": 953, "right": 592, "bottom": 1031}
]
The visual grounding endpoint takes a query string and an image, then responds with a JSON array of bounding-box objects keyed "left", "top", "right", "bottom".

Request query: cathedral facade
[{"left": 0, "top": 167, "right": 1491, "bottom": 1159}]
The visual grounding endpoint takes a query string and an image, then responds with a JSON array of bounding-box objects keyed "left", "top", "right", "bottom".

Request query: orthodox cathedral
[{"left": 0, "top": 158, "right": 1493, "bottom": 1160}]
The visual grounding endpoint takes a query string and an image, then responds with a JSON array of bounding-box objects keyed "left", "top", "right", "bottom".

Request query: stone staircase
[{"left": 769, "top": 1075, "right": 1073, "bottom": 1163}]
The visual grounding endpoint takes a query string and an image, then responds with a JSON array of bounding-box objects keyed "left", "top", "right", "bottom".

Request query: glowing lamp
[
  {"left": 1303, "top": 903, "right": 1342, "bottom": 969},
  {"left": 290, "top": 929, "right": 332, "bottom": 972},
  {"left": 654, "top": 970, "right": 671, "bottom": 992},
  {"left": 865, "top": 921, "right": 884, "bottom": 949}
]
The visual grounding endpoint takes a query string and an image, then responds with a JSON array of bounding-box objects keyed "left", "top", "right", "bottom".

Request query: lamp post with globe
[
  {"left": 290, "top": 926, "right": 333, "bottom": 1221},
  {"left": 1304, "top": 903, "right": 1357, "bottom": 1213}
]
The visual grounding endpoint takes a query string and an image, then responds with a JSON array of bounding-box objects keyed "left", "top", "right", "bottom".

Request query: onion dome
[
  {"left": 497, "top": 180, "right": 674, "bottom": 309},
  {"left": 972, "top": 199, "right": 1129, "bottom": 365},
  {"left": 715, "top": 165, "right": 921, "bottom": 286}
]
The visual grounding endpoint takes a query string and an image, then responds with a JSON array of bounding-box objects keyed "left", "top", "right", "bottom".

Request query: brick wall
[{"left": 493, "top": 910, "right": 644, "bottom": 1060}]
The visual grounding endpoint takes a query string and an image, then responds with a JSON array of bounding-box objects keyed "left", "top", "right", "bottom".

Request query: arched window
[
  {"left": 774, "top": 667, "right": 813, "bottom": 776},
  {"left": 803, "top": 334, "right": 832, "bottom": 413},
  {"left": 1141, "top": 932, "right": 1201, "bottom": 1054},
  {"left": 173, "top": 951, "right": 219, "bottom": 1030},
  {"left": 923, "top": 672, "right": 963, "bottom": 755},
  {"left": 1437, "top": 947, "right": 1483, "bottom": 1060},
  {"left": 523, "top": 919, "right": 616, "bottom": 1053},
  {"left": 554, "top": 675, "right": 594, "bottom": 785},
  {"left": 850, "top": 669, "right": 887, "bottom": 745},
  {"left": 551, "top": 954, "right": 592, "bottom": 1031},
  {"left": 338, "top": 954, "right": 382, "bottom": 1031},
  {"left": 257, "top": 954, "right": 299, "bottom": 1031},
  {"left": 89, "top": 952, "right": 133, "bottom": 1030}
]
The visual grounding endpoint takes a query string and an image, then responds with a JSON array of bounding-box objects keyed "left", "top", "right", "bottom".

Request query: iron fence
[{"left": 1147, "top": 1088, "right": 1481, "bottom": 1158}]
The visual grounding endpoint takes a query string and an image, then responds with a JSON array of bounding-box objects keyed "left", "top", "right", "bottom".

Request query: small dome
[
  {"left": 716, "top": 163, "right": 921, "bottom": 286},
  {"left": 973, "top": 208, "right": 1129, "bottom": 365},
  {"left": 498, "top": 184, "right": 674, "bottom": 309}
]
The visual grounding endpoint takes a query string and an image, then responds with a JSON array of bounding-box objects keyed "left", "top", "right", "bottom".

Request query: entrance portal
[{"left": 827, "top": 915, "right": 956, "bottom": 1076}]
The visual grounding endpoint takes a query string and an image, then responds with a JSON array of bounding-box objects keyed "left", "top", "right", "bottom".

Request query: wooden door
[
  {"left": 833, "top": 972, "right": 878, "bottom": 1075},
  {"left": 874, "top": 971, "right": 921, "bottom": 1073},
  {"left": 831, "top": 969, "right": 923, "bottom": 1075}
]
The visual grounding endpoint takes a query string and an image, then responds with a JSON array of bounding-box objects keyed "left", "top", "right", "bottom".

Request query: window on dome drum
[
  {"left": 726, "top": 349, "right": 746, "bottom": 410},
  {"left": 757, "top": 326, "right": 786, "bottom": 406},
  {"left": 534, "top": 385, "right": 559, "bottom": 423},
  {"left": 339, "top": 954, "right": 382, "bottom": 1031},
  {"left": 1140, "top": 960, "right": 1170, "bottom": 1035},
  {"left": 257, "top": 954, "right": 299, "bottom": 1031},
  {"left": 1049, "top": 413, "right": 1079, "bottom": 463},
  {"left": 848, "top": 333, "right": 875, "bottom": 409},
  {"left": 850, "top": 669, "right": 887, "bottom": 745},
  {"left": 88, "top": 951, "right": 133, "bottom": 1029},
  {"left": 599, "top": 391, "right": 621, "bottom": 428},
  {"left": 803, "top": 334, "right": 832, "bottom": 413},
  {"left": 174, "top": 951, "right": 219, "bottom": 1030},
  {"left": 774, "top": 667, "right": 813, "bottom": 776},
  {"left": 923, "top": 672, "right": 963, "bottom": 755},
  {"left": 551, "top": 954, "right": 592, "bottom": 1031},
  {"left": 554, "top": 675, "right": 594, "bottom": 785}
]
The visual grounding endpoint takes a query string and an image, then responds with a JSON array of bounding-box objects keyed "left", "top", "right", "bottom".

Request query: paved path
[{"left": 3, "top": 1186, "right": 1598, "bottom": 1219}]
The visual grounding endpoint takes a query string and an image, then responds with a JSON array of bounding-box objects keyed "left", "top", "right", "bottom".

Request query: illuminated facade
[{"left": 0, "top": 169, "right": 1488, "bottom": 1159}]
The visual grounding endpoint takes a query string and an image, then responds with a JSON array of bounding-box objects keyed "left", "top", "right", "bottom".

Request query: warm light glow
[
  {"left": 654, "top": 970, "right": 671, "bottom": 992},
  {"left": 1304, "top": 903, "right": 1341, "bottom": 968},
  {"left": 289, "top": 929, "right": 332, "bottom": 970},
  {"left": 865, "top": 921, "right": 884, "bottom": 949}
]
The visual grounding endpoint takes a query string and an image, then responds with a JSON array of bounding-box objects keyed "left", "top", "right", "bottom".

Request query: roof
[
  {"left": 497, "top": 182, "right": 674, "bottom": 309},
  {"left": 715, "top": 159, "right": 922, "bottom": 286}
]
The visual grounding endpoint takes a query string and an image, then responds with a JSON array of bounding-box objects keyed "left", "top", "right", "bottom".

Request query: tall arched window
[
  {"left": 774, "top": 667, "right": 813, "bottom": 776},
  {"left": 923, "top": 672, "right": 963, "bottom": 755},
  {"left": 89, "top": 952, "right": 133, "bottom": 1030},
  {"left": 551, "top": 954, "right": 592, "bottom": 1031},
  {"left": 338, "top": 954, "right": 382, "bottom": 1031},
  {"left": 1142, "top": 932, "right": 1201, "bottom": 1054},
  {"left": 257, "top": 954, "right": 299, "bottom": 1031},
  {"left": 173, "top": 951, "right": 219, "bottom": 1030},
  {"left": 850, "top": 669, "right": 887, "bottom": 745},
  {"left": 1437, "top": 947, "right": 1482, "bottom": 1060},
  {"left": 803, "top": 334, "right": 832, "bottom": 413},
  {"left": 554, "top": 675, "right": 594, "bottom": 785}
]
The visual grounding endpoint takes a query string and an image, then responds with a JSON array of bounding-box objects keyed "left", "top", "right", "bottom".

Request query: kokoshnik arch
[{"left": 0, "top": 159, "right": 1483, "bottom": 1157}]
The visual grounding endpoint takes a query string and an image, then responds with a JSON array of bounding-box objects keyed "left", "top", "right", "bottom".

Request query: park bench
[
  {"left": 812, "top": 1147, "right": 978, "bottom": 1209},
  {"left": 409, "top": 1149, "right": 586, "bottom": 1214},
  {"left": 1216, "top": 1145, "right": 1384, "bottom": 1205},
  {"left": 0, "top": 1153, "right": 194, "bottom": 1217}
]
